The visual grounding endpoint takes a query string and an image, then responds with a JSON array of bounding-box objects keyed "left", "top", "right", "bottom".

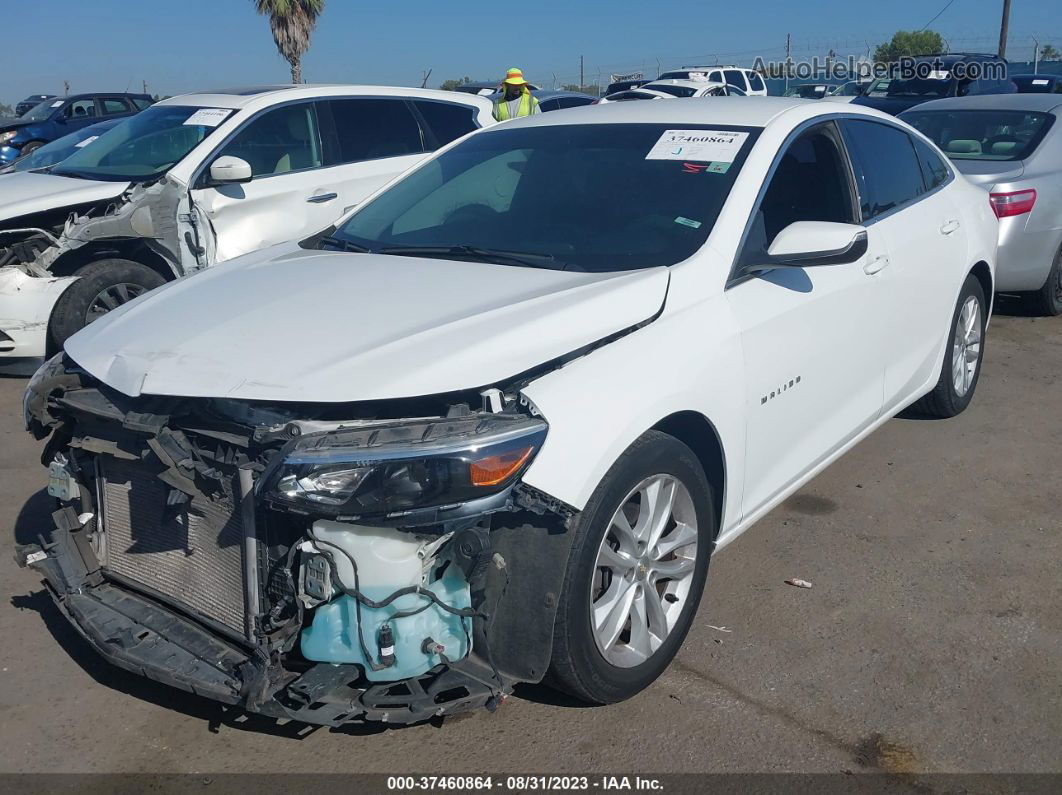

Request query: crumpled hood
[
  {"left": 0, "top": 171, "right": 128, "bottom": 222},
  {"left": 65, "top": 246, "right": 670, "bottom": 402}
]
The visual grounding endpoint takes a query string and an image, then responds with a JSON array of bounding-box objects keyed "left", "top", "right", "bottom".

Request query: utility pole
[
  {"left": 579, "top": 55, "right": 584, "bottom": 91},
  {"left": 420, "top": 68, "right": 432, "bottom": 89},
  {"left": 142, "top": 80, "right": 148, "bottom": 95},
  {"left": 63, "top": 80, "right": 70, "bottom": 96},
  {"left": 1031, "top": 37, "right": 1040, "bottom": 73},
  {"left": 998, "top": 0, "right": 1011, "bottom": 58},
  {"left": 785, "top": 33, "right": 791, "bottom": 92}
]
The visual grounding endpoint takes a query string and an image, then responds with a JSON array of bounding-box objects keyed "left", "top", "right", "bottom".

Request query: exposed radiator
[{"left": 99, "top": 457, "right": 247, "bottom": 635}]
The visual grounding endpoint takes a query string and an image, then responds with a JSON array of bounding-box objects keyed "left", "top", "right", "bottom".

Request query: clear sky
[{"left": 1, "top": 0, "right": 1058, "bottom": 104}]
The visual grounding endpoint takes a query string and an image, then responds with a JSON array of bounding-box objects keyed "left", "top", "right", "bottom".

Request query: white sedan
[
  {"left": 598, "top": 79, "right": 743, "bottom": 103},
  {"left": 22, "top": 98, "right": 996, "bottom": 724},
  {"left": 0, "top": 85, "right": 493, "bottom": 373}
]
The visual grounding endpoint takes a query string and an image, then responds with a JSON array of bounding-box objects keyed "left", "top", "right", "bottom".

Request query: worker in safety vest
[{"left": 493, "top": 67, "right": 540, "bottom": 121}]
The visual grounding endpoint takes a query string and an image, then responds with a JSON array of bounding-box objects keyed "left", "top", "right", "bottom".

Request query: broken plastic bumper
[
  {"left": 0, "top": 267, "right": 78, "bottom": 364},
  {"left": 17, "top": 533, "right": 508, "bottom": 726}
]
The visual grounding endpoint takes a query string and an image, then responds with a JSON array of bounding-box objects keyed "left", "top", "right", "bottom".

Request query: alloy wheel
[
  {"left": 589, "top": 474, "right": 698, "bottom": 668},
  {"left": 85, "top": 282, "right": 148, "bottom": 323},
  {"left": 951, "top": 295, "right": 982, "bottom": 397}
]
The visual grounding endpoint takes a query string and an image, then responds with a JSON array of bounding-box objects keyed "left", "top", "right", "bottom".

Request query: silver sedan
[{"left": 902, "top": 94, "right": 1062, "bottom": 315}]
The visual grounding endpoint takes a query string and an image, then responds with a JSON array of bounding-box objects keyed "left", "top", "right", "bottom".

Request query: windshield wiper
[
  {"left": 375, "top": 244, "right": 567, "bottom": 270},
  {"left": 317, "top": 235, "right": 371, "bottom": 253}
]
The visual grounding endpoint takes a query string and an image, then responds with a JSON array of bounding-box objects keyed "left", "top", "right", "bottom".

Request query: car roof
[
  {"left": 902, "top": 94, "right": 1062, "bottom": 114},
  {"left": 910, "top": 53, "right": 1004, "bottom": 64},
  {"left": 157, "top": 84, "right": 492, "bottom": 111},
  {"left": 496, "top": 95, "right": 896, "bottom": 130},
  {"left": 646, "top": 79, "right": 727, "bottom": 90}
]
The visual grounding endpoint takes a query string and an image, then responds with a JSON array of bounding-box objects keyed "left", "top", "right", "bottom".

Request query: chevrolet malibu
[{"left": 20, "top": 98, "right": 996, "bottom": 726}]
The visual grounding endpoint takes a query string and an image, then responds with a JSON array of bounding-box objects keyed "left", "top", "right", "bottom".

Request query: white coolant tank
[{"left": 309, "top": 520, "right": 424, "bottom": 592}]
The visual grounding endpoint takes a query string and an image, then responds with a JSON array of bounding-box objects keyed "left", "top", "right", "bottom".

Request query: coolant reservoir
[{"left": 300, "top": 521, "right": 472, "bottom": 682}]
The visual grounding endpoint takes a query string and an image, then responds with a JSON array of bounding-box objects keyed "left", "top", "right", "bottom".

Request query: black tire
[
  {"left": 49, "top": 259, "right": 165, "bottom": 348},
  {"left": 1020, "top": 246, "right": 1062, "bottom": 317},
  {"left": 910, "top": 273, "right": 987, "bottom": 419},
  {"left": 19, "top": 141, "right": 44, "bottom": 156},
  {"left": 547, "top": 431, "right": 715, "bottom": 704}
]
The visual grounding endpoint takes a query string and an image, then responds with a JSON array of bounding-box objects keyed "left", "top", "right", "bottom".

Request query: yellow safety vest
[{"left": 494, "top": 91, "right": 539, "bottom": 120}]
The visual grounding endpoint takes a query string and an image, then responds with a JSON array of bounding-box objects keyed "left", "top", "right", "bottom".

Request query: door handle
[
  {"left": 307, "top": 192, "right": 338, "bottom": 204},
  {"left": 940, "top": 219, "right": 960, "bottom": 235},
  {"left": 864, "top": 255, "right": 890, "bottom": 275}
]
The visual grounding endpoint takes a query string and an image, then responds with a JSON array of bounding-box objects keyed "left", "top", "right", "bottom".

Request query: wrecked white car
[
  {"left": 19, "top": 99, "right": 995, "bottom": 726},
  {"left": 0, "top": 85, "right": 494, "bottom": 374}
]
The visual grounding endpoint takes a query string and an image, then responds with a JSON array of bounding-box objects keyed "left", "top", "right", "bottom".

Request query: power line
[{"left": 921, "top": 0, "right": 958, "bottom": 32}]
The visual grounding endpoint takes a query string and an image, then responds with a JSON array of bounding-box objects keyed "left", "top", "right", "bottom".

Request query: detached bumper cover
[{"left": 0, "top": 267, "right": 78, "bottom": 360}]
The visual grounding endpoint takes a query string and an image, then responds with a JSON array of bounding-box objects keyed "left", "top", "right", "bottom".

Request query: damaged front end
[{"left": 18, "top": 356, "right": 576, "bottom": 726}]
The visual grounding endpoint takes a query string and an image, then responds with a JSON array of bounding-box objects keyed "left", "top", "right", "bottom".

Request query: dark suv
[
  {"left": 0, "top": 92, "right": 153, "bottom": 163},
  {"left": 853, "top": 54, "right": 1015, "bottom": 115}
]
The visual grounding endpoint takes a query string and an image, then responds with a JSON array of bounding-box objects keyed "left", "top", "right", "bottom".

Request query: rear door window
[
  {"left": 101, "top": 98, "right": 130, "bottom": 116},
  {"left": 840, "top": 119, "right": 926, "bottom": 221},
  {"left": 724, "top": 70, "right": 749, "bottom": 91},
  {"left": 412, "top": 100, "right": 479, "bottom": 146},
  {"left": 324, "top": 98, "right": 425, "bottom": 164}
]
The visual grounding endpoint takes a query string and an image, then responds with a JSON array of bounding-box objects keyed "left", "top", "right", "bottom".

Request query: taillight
[{"left": 989, "top": 189, "right": 1037, "bottom": 219}]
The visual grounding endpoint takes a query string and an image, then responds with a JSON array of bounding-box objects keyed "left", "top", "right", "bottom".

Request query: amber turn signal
[{"left": 469, "top": 445, "right": 534, "bottom": 487}]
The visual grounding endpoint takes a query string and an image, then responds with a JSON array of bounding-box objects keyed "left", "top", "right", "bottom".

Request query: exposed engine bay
[
  {"left": 0, "top": 175, "right": 204, "bottom": 279},
  {"left": 18, "top": 355, "right": 576, "bottom": 726}
]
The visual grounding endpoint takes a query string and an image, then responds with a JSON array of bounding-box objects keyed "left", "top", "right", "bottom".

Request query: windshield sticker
[
  {"left": 927, "top": 70, "right": 950, "bottom": 80},
  {"left": 674, "top": 216, "right": 702, "bottom": 229},
  {"left": 75, "top": 136, "right": 99, "bottom": 148},
  {"left": 681, "top": 161, "right": 731, "bottom": 174},
  {"left": 183, "top": 108, "right": 230, "bottom": 127},
  {"left": 647, "top": 130, "right": 749, "bottom": 163},
  {"left": 51, "top": 101, "right": 64, "bottom": 107},
  {"left": 1033, "top": 79, "right": 1050, "bottom": 85}
]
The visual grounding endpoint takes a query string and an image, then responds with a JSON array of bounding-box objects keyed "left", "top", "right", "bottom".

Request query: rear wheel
[
  {"left": 548, "top": 431, "right": 715, "bottom": 704},
  {"left": 49, "top": 259, "right": 165, "bottom": 349},
  {"left": 1020, "top": 246, "right": 1062, "bottom": 317},
  {"left": 910, "top": 273, "right": 987, "bottom": 419}
]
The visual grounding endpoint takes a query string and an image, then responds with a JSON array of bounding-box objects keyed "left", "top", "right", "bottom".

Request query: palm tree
[{"left": 255, "top": 0, "right": 325, "bottom": 84}]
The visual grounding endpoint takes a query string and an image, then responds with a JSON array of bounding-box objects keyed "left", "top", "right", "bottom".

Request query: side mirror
[
  {"left": 209, "top": 155, "right": 253, "bottom": 185},
  {"left": 743, "top": 221, "right": 867, "bottom": 276}
]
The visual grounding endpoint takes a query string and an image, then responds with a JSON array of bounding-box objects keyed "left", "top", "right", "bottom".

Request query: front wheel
[
  {"left": 49, "top": 258, "right": 165, "bottom": 349},
  {"left": 547, "top": 431, "right": 715, "bottom": 704},
  {"left": 911, "top": 273, "right": 987, "bottom": 419}
]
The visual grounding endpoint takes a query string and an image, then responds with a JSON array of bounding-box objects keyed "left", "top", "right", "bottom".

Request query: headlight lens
[
  {"left": 0, "top": 131, "right": 17, "bottom": 144},
  {"left": 263, "top": 413, "right": 547, "bottom": 518}
]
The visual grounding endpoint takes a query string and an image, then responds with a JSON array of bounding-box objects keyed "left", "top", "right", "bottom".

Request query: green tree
[
  {"left": 254, "top": 0, "right": 325, "bottom": 84},
  {"left": 0, "top": 103, "right": 13, "bottom": 116},
  {"left": 1041, "top": 44, "right": 1060, "bottom": 61},
  {"left": 874, "top": 30, "right": 946, "bottom": 64},
  {"left": 440, "top": 77, "right": 473, "bottom": 91}
]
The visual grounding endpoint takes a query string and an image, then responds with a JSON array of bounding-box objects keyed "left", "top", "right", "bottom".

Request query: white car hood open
[
  {"left": 0, "top": 171, "right": 128, "bottom": 221},
  {"left": 65, "top": 246, "right": 670, "bottom": 403}
]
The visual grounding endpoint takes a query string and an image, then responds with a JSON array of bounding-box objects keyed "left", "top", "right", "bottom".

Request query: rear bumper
[
  {"left": 0, "top": 267, "right": 78, "bottom": 360},
  {"left": 996, "top": 223, "right": 1062, "bottom": 293}
]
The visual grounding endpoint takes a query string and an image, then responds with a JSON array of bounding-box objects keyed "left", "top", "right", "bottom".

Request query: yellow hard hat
[{"left": 503, "top": 67, "right": 529, "bottom": 86}]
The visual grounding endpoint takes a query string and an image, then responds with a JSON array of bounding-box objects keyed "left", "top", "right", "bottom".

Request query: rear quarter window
[{"left": 412, "top": 100, "right": 480, "bottom": 147}]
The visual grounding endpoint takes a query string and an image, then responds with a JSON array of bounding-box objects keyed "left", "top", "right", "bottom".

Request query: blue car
[
  {"left": 0, "top": 117, "right": 123, "bottom": 174},
  {"left": 0, "top": 92, "right": 152, "bottom": 164}
]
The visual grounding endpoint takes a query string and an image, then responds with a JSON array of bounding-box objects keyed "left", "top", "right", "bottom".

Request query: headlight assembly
[
  {"left": 0, "top": 131, "right": 17, "bottom": 144},
  {"left": 262, "top": 413, "right": 547, "bottom": 519}
]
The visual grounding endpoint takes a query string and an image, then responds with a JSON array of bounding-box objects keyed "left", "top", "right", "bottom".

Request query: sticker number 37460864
[{"left": 646, "top": 129, "right": 749, "bottom": 163}]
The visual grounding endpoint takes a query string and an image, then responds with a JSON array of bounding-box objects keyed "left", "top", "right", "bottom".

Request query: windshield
[
  {"left": 50, "top": 105, "right": 233, "bottom": 182},
  {"left": 648, "top": 85, "right": 698, "bottom": 98},
  {"left": 887, "top": 76, "right": 954, "bottom": 98},
  {"left": 609, "top": 91, "right": 660, "bottom": 101},
  {"left": 20, "top": 99, "right": 62, "bottom": 121},
  {"left": 902, "top": 109, "right": 1055, "bottom": 161},
  {"left": 865, "top": 79, "right": 893, "bottom": 97},
  {"left": 330, "top": 123, "right": 759, "bottom": 272},
  {"left": 11, "top": 122, "right": 118, "bottom": 172}
]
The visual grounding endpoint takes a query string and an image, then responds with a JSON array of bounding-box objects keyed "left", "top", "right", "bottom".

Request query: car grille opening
[{"left": 98, "top": 457, "right": 248, "bottom": 635}]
